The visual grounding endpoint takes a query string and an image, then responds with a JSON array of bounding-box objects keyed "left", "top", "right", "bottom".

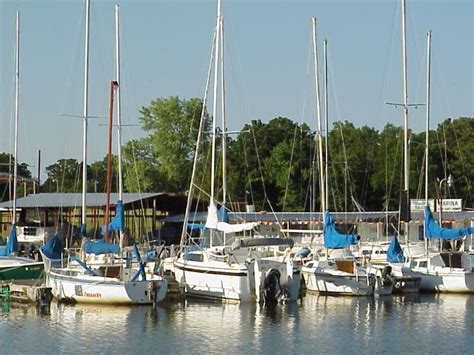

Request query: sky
[{"left": 0, "top": 0, "right": 472, "bottom": 181}]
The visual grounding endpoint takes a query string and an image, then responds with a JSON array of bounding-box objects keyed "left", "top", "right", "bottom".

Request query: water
[{"left": 1, "top": 294, "right": 473, "bottom": 354}]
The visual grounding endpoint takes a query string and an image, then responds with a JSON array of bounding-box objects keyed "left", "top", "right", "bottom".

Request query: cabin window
[
  {"left": 362, "top": 250, "right": 371, "bottom": 256},
  {"left": 184, "top": 253, "right": 204, "bottom": 262},
  {"left": 410, "top": 260, "right": 417, "bottom": 268},
  {"left": 419, "top": 261, "right": 427, "bottom": 268}
]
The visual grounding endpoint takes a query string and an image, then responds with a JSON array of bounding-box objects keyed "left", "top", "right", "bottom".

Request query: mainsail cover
[
  {"left": 83, "top": 239, "right": 120, "bottom": 254},
  {"left": 323, "top": 211, "right": 360, "bottom": 249},
  {"left": 206, "top": 202, "right": 259, "bottom": 233},
  {"left": 0, "top": 226, "right": 18, "bottom": 256},
  {"left": 387, "top": 235, "right": 405, "bottom": 263},
  {"left": 424, "top": 206, "right": 474, "bottom": 240}
]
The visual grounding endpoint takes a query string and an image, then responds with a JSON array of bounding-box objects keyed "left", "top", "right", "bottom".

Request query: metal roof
[
  {"left": 0, "top": 192, "right": 169, "bottom": 209},
  {"left": 164, "top": 210, "right": 474, "bottom": 223}
]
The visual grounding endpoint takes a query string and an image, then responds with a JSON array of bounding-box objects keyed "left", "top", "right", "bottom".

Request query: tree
[
  {"left": 129, "top": 96, "right": 206, "bottom": 192},
  {"left": 0, "top": 152, "right": 33, "bottom": 201},
  {"left": 42, "top": 158, "right": 85, "bottom": 192}
]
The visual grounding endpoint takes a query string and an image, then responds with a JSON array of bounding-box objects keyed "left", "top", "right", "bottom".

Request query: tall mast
[
  {"left": 311, "top": 17, "right": 325, "bottom": 213},
  {"left": 115, "top": 4, "right": 123, "bottom": 201},
  {"left": 401, "top": 0, "right": 409, "bottom": 205},
  {"left": 178, "top": 32, "right": 216, "bottom": 248},
  {"left": 424, "top": 31, "right": 432, "bottom": 205},
  {"left": 323, "top": 38, "right": 329, "bottom": 210},
  {"left": 12, "top": 11, "right": 20, "bottom": 226},
  {"left": 220, "top": 14, "right": 227, "bottom": 206},
  {"left": 210, "top": 0, "right": 221, "bottom": 205},
  {"left": 104, "top": 81, "right": 118, "bottom": 243},
  {"left": 81, "top": 0, "right": 91, "bottom": 232}
]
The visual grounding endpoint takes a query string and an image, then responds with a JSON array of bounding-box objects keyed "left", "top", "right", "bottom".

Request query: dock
[{"left": 0, "top": 283, "right": 53, "bottom": 308}]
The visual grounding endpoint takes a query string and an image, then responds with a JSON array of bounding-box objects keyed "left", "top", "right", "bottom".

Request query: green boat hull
[{"left": 0, "top": 262, "right": 44, "bottom": 282}]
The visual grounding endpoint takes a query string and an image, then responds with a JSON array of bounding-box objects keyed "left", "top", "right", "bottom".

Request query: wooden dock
[{"left": 0, "top": 282, "right": 53, "bottom": 307}]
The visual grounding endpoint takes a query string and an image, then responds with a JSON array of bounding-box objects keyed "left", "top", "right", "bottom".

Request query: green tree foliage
[
  {"left": 227, "top": 117, "right": 314, "bottom": 211},
  {"left": 123, "top": 96, "right": 205, "bottom": 193},
  {"left": 42, "top": 158, "right": 86, "bottom": 192},
  {"left": 0, "top": 152, "right": 33, "bottom": 201}
]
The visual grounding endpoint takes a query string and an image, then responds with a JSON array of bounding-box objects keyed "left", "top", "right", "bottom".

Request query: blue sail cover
[
  {"left": 187, "top": 222, "right": 205, "bottom": 231},
  {"left": 83, "top": 239, "right": 120, "bottom": 255},
  {"left": 424, "top": 206, "right": 474, "bottom": 240},
  {"left": 323, "top": 212, "right": 360, "bottom": 249},
  {"left": 0, "top": 226, "right": 18, "bottom": 256},
  {"left": 101, "top": 200, "right": 125, "bottom": 235},
  {"left": 218, "top": 206, "right": 229, "bottom": 222},
  {"left": 41, "top": 234, "right": 64, "bottom": 260},
  {"left": 387, "top": 235, "right": 405, "bottom": 263}
]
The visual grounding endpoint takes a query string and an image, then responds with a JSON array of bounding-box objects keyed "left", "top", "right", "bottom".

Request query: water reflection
[{"left": 1, "top": 294, "right": 473, "bottom": 353}]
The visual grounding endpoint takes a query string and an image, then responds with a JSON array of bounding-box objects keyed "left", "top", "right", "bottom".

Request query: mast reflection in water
[{"left": 1, "top": 295, "right": 473, "bottom": 353}]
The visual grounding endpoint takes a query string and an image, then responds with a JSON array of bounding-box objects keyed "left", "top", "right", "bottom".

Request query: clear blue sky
[{"left": 0, "top": 0, "right": 472, "bottom": 180}]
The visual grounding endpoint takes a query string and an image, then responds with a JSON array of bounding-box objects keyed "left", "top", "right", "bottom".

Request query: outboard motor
[
  {"left": 381, "top": 265, "right": 394, "bottom": 287},
  {"left": 263, "top": 269, "right": 282, "bottom": 304}
]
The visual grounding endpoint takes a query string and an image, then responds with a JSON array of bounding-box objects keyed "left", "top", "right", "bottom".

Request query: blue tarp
[
  {"left": 187, "top": 222, "right": 205, "bottom": 231},
  {"left": 101, "top": 200, "right": 125, "bottom": 235},
  {"left": 387, "top": 235, "right": 405, "bottom": 263},
  {"left": 41, "top": 234, "right": 63, "bottom": 260},
  {"left": 323, "top": 211, "right": 360, "bottom": 249},
  {"left": 83, "top": 239, "right": 120, "bottom": 255},
  {"left": 0, "top": 226, "right": 18, "bottom": 256},
  {"left": 218, "top": 206, "right": 229, "bottom": 222},
  {"left": 424, "top": 206, "right": 474, "bottom": 240}
]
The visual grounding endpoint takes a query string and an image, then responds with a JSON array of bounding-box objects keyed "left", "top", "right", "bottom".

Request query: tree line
[{"left": 1, "top": 96, "right": 473, "bottom": 212}]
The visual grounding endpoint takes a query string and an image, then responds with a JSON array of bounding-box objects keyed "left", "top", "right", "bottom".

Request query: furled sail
[
  {"left": 101, "top": 200, "right": 125, "bottom": 235},
  {"left": 387, "top": 235, "right": 405, "bottom": 263},
  {"left": 323, "top": 211, "right": 360, "bottom": 249},
  {"left": 204, "top": 201, "right": 219, "bottom": 230},
  {"left": 424, "top": 206, "right": 474, "bottom": 240},
  {"left": 0, "top": 225, "right": 18, "bottom": 256},
  {"left": 41, "top": 234, "right": 64, "bottom": 260}
]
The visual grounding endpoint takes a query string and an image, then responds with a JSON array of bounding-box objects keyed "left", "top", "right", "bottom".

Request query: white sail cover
[
  {"left": 205, "top": 201, "right": 219, "bottom": 230},
  {"left": 205, "top": 201, "right": 259, "bottom": 233},
  {"left": 217, "top": 221, "right": 260, "bottom": 234}
]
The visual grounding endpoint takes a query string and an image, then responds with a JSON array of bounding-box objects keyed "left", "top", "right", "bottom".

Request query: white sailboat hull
[
  {"left": 174, "top": 253, "right": 301, "bottom": 302},
  {"left": 400, "top": 266, "right": 474, "bottom": 293},
  {"left": 46, "top": 268, "right": 168, "bottom": 305},
  {"left": 174, "top": 258, "right": 253, "bottom": 301},
  {"left": 302, "top": 267, "right": 375, "bottom": 296}
]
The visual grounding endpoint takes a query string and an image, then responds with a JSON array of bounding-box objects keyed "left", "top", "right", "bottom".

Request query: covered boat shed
[{"left": 0, "top": 192, "right": 203, "bottom": 243}]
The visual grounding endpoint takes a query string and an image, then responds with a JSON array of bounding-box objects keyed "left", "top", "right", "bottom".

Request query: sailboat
[
  {"left": 0, "top": 11, "right": 44, "bottom": 283},
  {"left": 43, "top": 1, "right": 167, "bottom": 304},
  {"left": 173, "top": 0, "right": 300, "bottom": 303},
  {"left": 300, "top": 18, "right": 377, "bottom": 296},
  {"left": 394, "top": 28, "right": 474, "bottom": 293}
]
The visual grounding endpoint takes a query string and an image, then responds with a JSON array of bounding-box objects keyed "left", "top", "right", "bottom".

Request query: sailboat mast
[
  {"left": 220, "top": 14, "right": 227, "bottom": 206},
  {"left": 81, "top": 0, "right": 91, "bottom": 231},
  {"left": 12, "top": 11, "right": 20, "bottom": 225},
  {"left": 424, "top": 31, "right": 432, "bottom": 205},
  {"left": 210, "top": 0, "right": 221, "bottom": 204},
  {"left": 311, "top": 17, "right": 325, "bottom": 213},
  {"left": 401, "top": 0, "right": 409, "bottom": 200},
  {"left": 323, "top": 38, "right": 329, "bottom": 210},
  {"left": 104, "top": 81, "right": 118, "bottom": 243},
  {"left": 178, "top": 33, "right": 216, "bottom": 248},
  {"left": 115, "top": 4, "right": 123, "bottom": 201}
]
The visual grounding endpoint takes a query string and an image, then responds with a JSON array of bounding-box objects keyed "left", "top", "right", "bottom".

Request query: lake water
[{"left": 1, "top": 294, "right": 473, "bottom": 354}]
